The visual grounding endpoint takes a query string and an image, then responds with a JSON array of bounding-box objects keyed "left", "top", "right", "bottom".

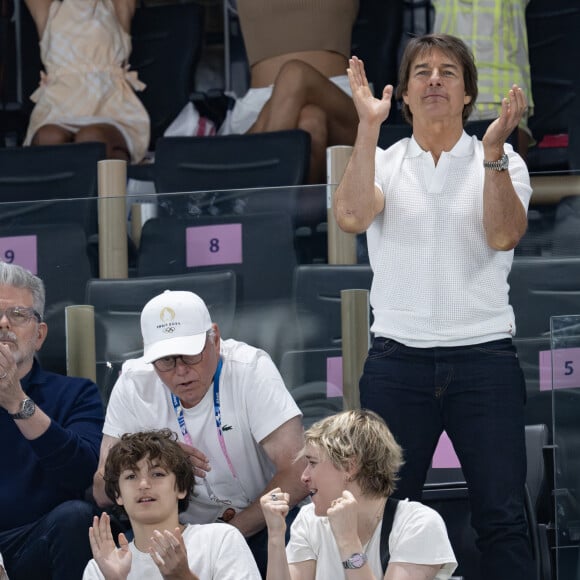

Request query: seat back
[
  {"left": 0, "top": 223, "right": 92, "bottom": 374},
  {"left": 279, "top": 347, "right": 343, "bottom": 428},
  {"left": 129, "top": 2, "right": 205, "bottom": 147},
  {"left": 154, "top": 131, "right": 310, "bottom": 192},
  {"left": 0, "top": 142, "right": 105, "bottom": 237},
  {"left": 293, "top": 264, "right": 373, "bottom": 348},
  {"left": 137, "top": 213, "right": 297, "bottom": 304},
  {"left": 552, "top": 196, "right": 580, "bottom": 256},
  {"left": 153, "top": 131, "right": 310, "bottom": 219},
  {"left": 508, "top": 257, "right": 580, "bottom": 338},
  {"left": 377, "top": 123, "right": 412, "bottom": 149},
  {"left": 87, "top": 270, "right": 237, "bottom": 361},
  {"left": 525, "top": 424, "right": 550, "bottom": 513},
  {"left": 524, "top": 423, "right": 554, "bottom": 580},
  {"left": 514, "top": 336, "right": 553, "bottom": 433}
]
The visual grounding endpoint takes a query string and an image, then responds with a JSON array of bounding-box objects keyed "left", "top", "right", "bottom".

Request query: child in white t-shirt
[{"left": 83, "top": 429, "right": 260, "bottom": 579}]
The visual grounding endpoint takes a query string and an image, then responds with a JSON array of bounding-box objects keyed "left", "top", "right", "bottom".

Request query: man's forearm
[
  {"left": 483, "top": 169, "right": 527, "bottom": 251},
  {"left": 92, "top": 469, "right": 114, "bottom": 508},
  {"left": 333, "top": 122, "right": 382, "bottom": 234}
]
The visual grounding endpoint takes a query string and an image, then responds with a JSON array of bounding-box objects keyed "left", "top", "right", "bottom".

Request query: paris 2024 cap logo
[{"left": 158, "top": 307, "right": 181, "bottom": 334}]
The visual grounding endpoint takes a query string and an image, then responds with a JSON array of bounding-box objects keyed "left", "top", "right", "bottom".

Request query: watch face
[
  {"left": 12, "top": 398, "right": 36, "bottom": 419},
  {"left": 350, "top": 554, "right": 366, "bottom": 568},
  {"left": 21, "top": 399, "right": 35, "bottom": 417},
  {"left": 343, "top": 552, "right": 368, "bottom": 569},
  {"left": 484, "top": 153, "right": 509, "bottom": 171}
]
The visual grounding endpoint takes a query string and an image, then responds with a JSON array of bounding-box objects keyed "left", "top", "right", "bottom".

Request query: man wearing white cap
[{"left": 92, "top": 290, "right": 307, "bottom": 576}]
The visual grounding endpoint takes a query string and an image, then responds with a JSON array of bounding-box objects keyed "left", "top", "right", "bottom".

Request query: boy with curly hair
[{"left": 83, "top": 429, "right": 260, "bottom": 579}]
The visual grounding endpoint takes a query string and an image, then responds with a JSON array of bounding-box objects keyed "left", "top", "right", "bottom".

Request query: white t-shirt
[
  {"left": 0, "top": 552, "right": 8, "bottom": 580},
  {"left": 287, "top": 500, "right": 457, "bottom": 579},
  {"left": 369, "top": 132, "right": 533, "bottom": 347},
  {"left": 82, "top": 523, "right": 261, "bottom": 579},
  {"left": 104, "top": 339, "right": 302, "bottom": 524}
]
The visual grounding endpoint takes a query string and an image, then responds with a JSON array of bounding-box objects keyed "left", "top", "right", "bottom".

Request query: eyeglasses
[
  {"left": 0, "top": 307, "right": 42, "bottom": 326},
  {"left": 153, "top": 350, "right": 204, "bottom": 372}
]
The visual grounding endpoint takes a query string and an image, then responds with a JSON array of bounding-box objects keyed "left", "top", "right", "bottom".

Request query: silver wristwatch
[
  {"left": 483, "top": 152, "right": 509, "bottom": 171},
  {"left": 9, "top": 398, "right": 36, "bottom": 420},
  {"left": 342, "top": 552, "right": 368, "bottom": 569}
]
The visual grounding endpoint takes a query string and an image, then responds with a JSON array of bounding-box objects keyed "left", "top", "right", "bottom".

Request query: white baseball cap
[{"left": 141, "top": 290, "right": 212, "bottom": 363}]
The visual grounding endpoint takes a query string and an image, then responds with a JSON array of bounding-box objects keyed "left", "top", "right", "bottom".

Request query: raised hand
[
  {"left": 149, "top": 527, "right": 198, "bottom": 579},
  {"left": 260, "top": 487, "right": 290, "bottom": 538},
  {"left": 89, "top": 513, "right": 131, "bottom": 580},
  {"left": 347, "top": 56, "right": 393, "bottom": 127},
  {"left": 482, "top": 84, "right": 528, "bottom": 153}
]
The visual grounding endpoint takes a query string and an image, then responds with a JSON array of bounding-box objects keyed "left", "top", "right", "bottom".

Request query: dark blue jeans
[
  {"left": 360, "top": 337, "right": 535, "bottom": 580},
  {"left": 0, "top": 500, "right": 96, "bottom": 580}
]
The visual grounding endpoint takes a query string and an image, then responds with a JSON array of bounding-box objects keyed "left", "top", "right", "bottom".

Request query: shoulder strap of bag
[{"left": 380, "top": 497, "right": 400, "bottom": 574}]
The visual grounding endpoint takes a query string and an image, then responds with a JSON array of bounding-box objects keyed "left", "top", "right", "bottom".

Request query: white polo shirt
[{"left": 369, "top": 132, "right": 532, "bottom": 347}]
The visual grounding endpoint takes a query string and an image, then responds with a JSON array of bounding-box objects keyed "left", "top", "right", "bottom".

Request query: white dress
[{"left": 24, "top": 0, "right": 150, "bottom": 162}]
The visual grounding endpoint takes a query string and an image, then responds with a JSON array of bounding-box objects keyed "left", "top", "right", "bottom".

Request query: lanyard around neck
[{"left": 170, "top": 358, "right": 239, "bottom": 479}]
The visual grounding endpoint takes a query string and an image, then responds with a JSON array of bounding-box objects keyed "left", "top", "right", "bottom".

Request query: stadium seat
[
  {"left": 293, "top": 264, "right": 373, "bottom": 348},
  {"left": 0, "top": 222, "right": 92, "bottom": 375},
  {"left": 129, "top": 1, "right": 205, "bottom": 147},
  {"left": 137, "top": 212, "right": 297, "bottom": 305},
  {"left": 153, "top": 130, "right": 311, "bottom": 225}
]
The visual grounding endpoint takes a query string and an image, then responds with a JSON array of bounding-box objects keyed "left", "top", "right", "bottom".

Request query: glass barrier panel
[
  {"left": 0, "top": 167, "right": 578, "bottom": 579},
  {"left": 551, "top": 314, "right": 580, "bottom": 580}
]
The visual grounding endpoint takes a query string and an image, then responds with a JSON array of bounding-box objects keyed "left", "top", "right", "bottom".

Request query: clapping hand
[
  {"left": 347, "top": 56, "right": 393, "bottom": 128},
  {"left": 149, "top": 527, "right": 199, "bottom": 579},
  {"left": 89, "top": 513, "right": 131, "bottom": 580},
  {"left": 482, "top": 84, "right": 528, "bottom": 154},
  {"left": 0, "top": 343, "right": 24, "bottom": 413}
]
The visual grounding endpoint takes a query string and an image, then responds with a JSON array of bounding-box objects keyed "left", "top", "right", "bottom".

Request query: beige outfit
[
  {"left": 237, "top": 0, "right": 359, "bottom": 66},
  {"left": 220, "top": 0, "right": 358, "bottom": 134},
  {"left": 24, "top": 0, "right": 150, "bottom": 163}
]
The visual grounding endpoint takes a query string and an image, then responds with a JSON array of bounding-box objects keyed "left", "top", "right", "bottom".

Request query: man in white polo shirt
[
  {"left": 334, "top": 34, "right": 534, "bottom": 579},
  {"left": 92, "top": 290, "right": 307, "bottom": 576}
]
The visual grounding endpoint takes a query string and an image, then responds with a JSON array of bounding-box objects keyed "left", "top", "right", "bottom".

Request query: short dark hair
[
  {"left": 396, "top": 33, "right": 478, "bottom": 126},
  {"left": 104, "top": 430, "right": 194, "bottom": 514}
]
